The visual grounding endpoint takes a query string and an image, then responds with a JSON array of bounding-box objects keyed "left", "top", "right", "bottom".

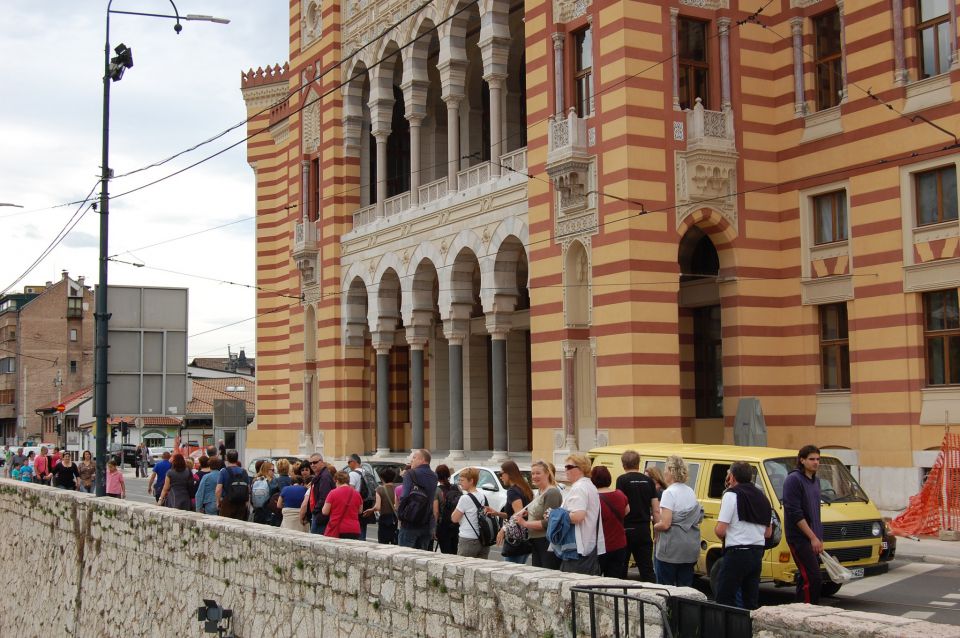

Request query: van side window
[
  {"left": 644, "top": 459, "right": 701, "bottom": 489},
  {"left": 708, "top": 463, "right": 766, "bottom": 499},
  {"left": 708, "top": 464, "right": 730, "bottom": 499}
]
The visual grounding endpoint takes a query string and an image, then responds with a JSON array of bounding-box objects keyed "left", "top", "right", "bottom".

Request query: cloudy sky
[{"left": 0, "top": 1, "right": 289, "bottom": 361}]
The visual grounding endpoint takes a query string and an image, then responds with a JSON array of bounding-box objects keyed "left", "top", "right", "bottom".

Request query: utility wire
[
  {"left": 107, "top": 216, "right": 254, "bottom": 259},
  {"left": 107, "top": 257, "right": 303, "bottom": 301},
  {"left": 0, "top": 346, "right": 59, "bottom": 365}
]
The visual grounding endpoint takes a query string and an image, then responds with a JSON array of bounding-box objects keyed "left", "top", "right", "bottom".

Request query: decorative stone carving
[
  {"left": 546, "top": 109, "right": 597, "bottom": 221},
  {"left": 675, "top": 100, "right": 739, "bottom": 233},
  {"left": 302, "top": 98, "right": 321, "bottom": 155},
  {"left": 680, "top": 0, "right": 729, "bottom": 6},
  {"left": 301, "top": 0, "right": 322, "bottom": 49},
  {"left": 554, "top": 0, "right": 591, "bottom": 23},
  {"left": 293, "top": 219, "right": 320, "bottom": 285}
]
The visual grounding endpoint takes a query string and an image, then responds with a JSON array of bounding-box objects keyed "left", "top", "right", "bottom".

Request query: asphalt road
[{"left": 122, "top": 474, "right": 960, "bottom": 626}]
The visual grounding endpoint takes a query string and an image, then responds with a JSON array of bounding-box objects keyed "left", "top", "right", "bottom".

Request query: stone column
[
  {"left": 791, "top": 18, "right": 806, "bottom": 116},
  {"left": 891, "top": 0, "right": 907, "bottom": 85},
  {"left": 563, "top": 342, "right": 577, "bottom": 450},
  {"left": 836, "top": 0, "right": 848, "bottom": 102},
  {"left": 373, "top": 131, "right": 389, "bottom": 217},
  {"left": 718, "top": 18, "right": 732, "bottom": 110},
  {"left": 300, "top": 160, "right": 311, "bottom": 220},
  {"left": 490, "top": 331, "right": 508, "bottom": 461},
  {"left": 301, "top": 372, "right": 314, "bottom": 453},
  {"left": 408, "top": 115, "right": 423, "bottom": 204},
  {"left": 444, "top": 318, "right": 468, "bottom": 459},
  {"left": 670, "top": 8, "right": 680, "bottom": 110},
  {"left": 444, "top": 96, "right": 462, "bottom": 192},
  {"left": 408, "top": 337, "right": 426, "bottom": 450},
  {"left": 376, "top": 344, "right": 391, "bottom": 456},
  {"left": 552, "top": 33, "right": 565, "bottom": 116},
  {"left": 485, "top": 74, "right": 506, "bottom": 176}
]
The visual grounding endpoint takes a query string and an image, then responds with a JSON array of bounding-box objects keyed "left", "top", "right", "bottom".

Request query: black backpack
[
  {"left": 438, "top": 483, "right": 463, "bottom": 526},
  {"left": 397, "top": 473, "right": 432, "bottom": 527},
  {"left": 353, "top": 468, "right": 378, "bottom": 508},
  {"left": 466, "top": 492, "right": 501, "bottom": 547},
  {"left": 223, "top": 467, "right": 250, "bottom": 505}
]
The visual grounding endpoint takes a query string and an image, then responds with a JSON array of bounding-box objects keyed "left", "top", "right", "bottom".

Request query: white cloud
[{"left": 0, "top": 0, "right": 289, "bottom": 360}]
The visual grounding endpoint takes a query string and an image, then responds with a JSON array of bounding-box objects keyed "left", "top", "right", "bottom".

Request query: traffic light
[
  {"left": 110, "top": 425, "right": 117, "bottom": 442},
  {"left": 120, "top": 421, "right": 129, "bottom": 439}
]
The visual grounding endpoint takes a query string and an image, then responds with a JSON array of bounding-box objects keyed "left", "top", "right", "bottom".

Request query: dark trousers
[
  {"left": 378, "top": 515, "right": 398, "bottom": 545},
  {"left": 436, "top": 523, "right": 459, "bottom": 554},
  {"left": 398, "top": 524, "right": 433, "bottom": 550},
  {"left": 624, "top": 526, "right": 656, "bottom": 582},
  {"left": 599, "top": 546, "right": 628, "bottom": 579},
  {"left": 530, "top": 537, "right": 560, "bottom": 570},
  {"left": 715, "top": 546, "right": 764, "bottom": 609},
  {"left": 788, "top": 539, "right": 822, "bottom": 604}
]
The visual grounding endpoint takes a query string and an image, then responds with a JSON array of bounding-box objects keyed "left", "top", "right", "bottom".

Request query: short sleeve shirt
[
  {"left": 718, "top": 491, "right": 766, "bottom": 547},
  {"left": 563, "top": 477, "right": 606, "bottom": 556},
  {"left": 455, "top": 491, "right": 488, "bottom": 540}
]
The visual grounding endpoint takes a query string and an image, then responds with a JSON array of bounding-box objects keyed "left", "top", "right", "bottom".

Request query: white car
[{"left": 450, "top": 466, "right": 508, "bottom": 512}]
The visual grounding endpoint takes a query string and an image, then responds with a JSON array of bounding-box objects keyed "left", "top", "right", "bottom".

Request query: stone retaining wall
[
  {"left": 0, "top": 480, "right": 694, "bottom": 637},
  {"left": 752, "top": 603, "right": 960, "bottom": 637}
]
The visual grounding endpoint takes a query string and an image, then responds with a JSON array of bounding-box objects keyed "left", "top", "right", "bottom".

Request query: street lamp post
[{"left": 95, "top": 1, "right": 228, "bottom": 496}]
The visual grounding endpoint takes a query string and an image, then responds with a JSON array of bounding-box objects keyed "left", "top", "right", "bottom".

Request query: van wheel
[
  {"left": 820, "top": 581, "right": 842, "bottom": 597},
  {"left": 709, "top": 557, "right": 723, "bottom": 597}
]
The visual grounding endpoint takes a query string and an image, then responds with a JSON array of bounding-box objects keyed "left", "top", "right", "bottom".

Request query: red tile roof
[
  {"left": 187, "top": 377, "right": 255, "bottom": 416},
  {"left": 107, "top": 416, "right": 182, "bottom": 426},
  {"left": 36, "top": 387, "right": 92, "bottom": 412}
]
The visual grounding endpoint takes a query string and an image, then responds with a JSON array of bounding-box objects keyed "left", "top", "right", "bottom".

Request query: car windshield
[{"left": 764, "top": 457, "right": 869, "bottom": 504}]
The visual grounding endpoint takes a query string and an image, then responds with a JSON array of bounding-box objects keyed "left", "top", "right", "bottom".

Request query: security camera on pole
[{"left": 94, "top": 1, "right": 229, "bottom": 496}]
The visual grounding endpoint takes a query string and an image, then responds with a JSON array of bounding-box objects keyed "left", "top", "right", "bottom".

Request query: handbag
[
  {"left": 501, "top": 502, "right": 532, "bottom": 556},
  {"left": 819, "top": 551, "right": 855, "bottom": 584}
]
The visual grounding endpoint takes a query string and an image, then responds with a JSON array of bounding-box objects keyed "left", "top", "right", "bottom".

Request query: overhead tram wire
[
  {"left": 107, "top": 215, "right": 254, "bottom": 259},
  {"left": 0, "top": 181, "right": 100, "bottom": 296},
  {"left": 107, "top": 257, "right": 303, "bottom": 301},
  {"left": 107, "top": 0, "right": 482, "bottom": 202},
  {"left": 110, "top": 0, "right": 438, "bottom": 182}
]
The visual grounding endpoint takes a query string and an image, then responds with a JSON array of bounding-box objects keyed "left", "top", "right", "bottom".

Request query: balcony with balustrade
[
  {"left": 349, "top": 147, "right": 528, "bottom": 232},
  {"left": 292, "top": 218, "right": 319, "bottom": 285}
]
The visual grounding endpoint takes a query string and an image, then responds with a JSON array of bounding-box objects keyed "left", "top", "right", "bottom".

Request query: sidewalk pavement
[{"left": 893, "top": 534, "right": 960, "bottom": 566}]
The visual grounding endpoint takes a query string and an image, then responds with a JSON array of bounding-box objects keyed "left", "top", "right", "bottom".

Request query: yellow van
[{"left": 588, "top": 443, "right": 887, "bottom": 595}]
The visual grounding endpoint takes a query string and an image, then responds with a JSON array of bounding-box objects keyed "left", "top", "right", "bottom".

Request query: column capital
[
  {"left": 483, "top": 72, "right": 508, "bottom": 89},
  {"left": 405, "top": 113, "right": 425, "bottom": 126},
  {"left": 717, "top": 17, "right": 732, "bottom": 29},
  {"left": 442, "top": 93, "right": 464, "bottom": 109},
  {"left": 485, "top": 312, "right": 512, "bottom": 340},
  {"left": 790, "top": 16, "right": 804, "bottom": 32},
  {"left": 562, "top": 341, "right": 577, "bottom": 359},
  {"left": 443, "top": 318, "right": 468, "bottom": 346},
  {"left": 371, "top": 330, "right": 394, "bottom": 354},
  {"left": 552, "top": 32, "right": 565, "bottom": 49},
  {"left": 669, "top": 7, "right": 679, "bottom": 20}
]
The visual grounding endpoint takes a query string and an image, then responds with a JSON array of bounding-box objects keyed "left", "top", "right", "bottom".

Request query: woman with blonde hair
[
  {"left": 652, "top": 455, "right": 702, "bottom": 586},
  {"left": 516, "top": 460, "right": 563, "bottom": 569},
  {"left": 452, "top": 467, "right": 493, "bottom": 559},
  {"left": 252, "top": 460, "right": 278, "bottom": 525},
  {"left": 559, "top": 454, "right": 605, "bottom": 574}
]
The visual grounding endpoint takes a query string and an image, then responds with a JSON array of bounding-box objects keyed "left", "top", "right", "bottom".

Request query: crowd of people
[{"left": 3, "top": 441, "right": 828, "bottom": 610}]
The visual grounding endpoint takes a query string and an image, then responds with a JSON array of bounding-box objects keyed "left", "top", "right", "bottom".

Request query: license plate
[
  {"left": 849, "top": 567, "right": 864, "bottom": 579},
  {"left": 881, "top": 541, "right": 889, "bottom": 550}
]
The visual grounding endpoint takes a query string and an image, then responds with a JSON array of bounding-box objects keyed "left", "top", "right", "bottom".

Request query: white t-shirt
[
  {"left": 349, "top": 469, "right": 363, "bottom": 492},
  {"left": 455, "top": 490, "right": 488, "bottom": 540},
  {"left": 562, "top": 477, "right": 606, "bottom": 556},
  {"left": 660, "top": 482, "right": 699, "bottom": 516},
  {"left": 718, "top": 491, "right": 766, "bottom": 547}
]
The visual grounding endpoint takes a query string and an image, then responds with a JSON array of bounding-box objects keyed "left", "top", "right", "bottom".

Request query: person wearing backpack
[
  {"left": 451, "top": 467, "right": 498, "bottom": 559},
  {"left": 215, "top": 449, "right": 251, "bottom": 520},
  {"left": 397, "top": 449, "right": 438, "bottom": 550},
  {"left": 299, "top": 454, "right": 335, "bottom": 534},
  {"left": 433, "top": 464, "right": 461, "bottom": 554},
  {"left": 251, "top": 461, "right": 278, "bottom": 524},
  {"left": 365, "top": 467, "right": 399, "bottom": 544},
  {"left": 347, "top": 454, "right": 377, "bottom": 540}
]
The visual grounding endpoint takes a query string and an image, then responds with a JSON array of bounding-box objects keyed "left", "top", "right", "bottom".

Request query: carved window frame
[{"left": 900, "top": 154, "right": 960, "bottom": 292}]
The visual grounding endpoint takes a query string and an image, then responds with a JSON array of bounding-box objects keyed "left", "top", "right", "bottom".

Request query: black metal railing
[
  {"left": 570, "top": 584, "right": 753, "bottom": 638},
  {"left": 570, "top": 584, "right": 673, "bottom": 638}
]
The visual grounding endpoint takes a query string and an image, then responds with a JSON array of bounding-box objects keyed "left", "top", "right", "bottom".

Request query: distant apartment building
[
  {"left": 0, "top": 272, "right": 94, "bottom": 443},
  {"left": 242, "top": 0, "right": 958, "bottom": 509}
]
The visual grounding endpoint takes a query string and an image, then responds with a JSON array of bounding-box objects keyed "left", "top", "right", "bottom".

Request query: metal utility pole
[{"left": 54, "top": 369, "right": 63, "bottom": 449}]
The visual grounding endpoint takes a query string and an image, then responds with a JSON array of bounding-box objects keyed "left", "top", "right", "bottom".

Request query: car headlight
[{"left": 872, "top": 521, "right": 882, "bottom": 537}]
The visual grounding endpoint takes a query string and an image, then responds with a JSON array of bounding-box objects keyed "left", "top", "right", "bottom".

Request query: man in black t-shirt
[{"left": 615, "top": 450, "right": 660, "bottom": 582}]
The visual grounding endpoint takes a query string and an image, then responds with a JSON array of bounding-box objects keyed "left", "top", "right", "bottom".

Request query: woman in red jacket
[{"left": 322, "top": 471, "right": 362, "bottom": 539}]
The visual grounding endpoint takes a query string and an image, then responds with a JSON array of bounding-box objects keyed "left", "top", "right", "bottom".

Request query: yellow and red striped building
[{"left": 242, "top": 0, "right": 959, "bottom": 508}]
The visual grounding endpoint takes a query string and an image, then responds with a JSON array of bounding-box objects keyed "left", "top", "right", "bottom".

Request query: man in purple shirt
[{"left": 782, "top": 445, "right": 824, "bottom": 604}]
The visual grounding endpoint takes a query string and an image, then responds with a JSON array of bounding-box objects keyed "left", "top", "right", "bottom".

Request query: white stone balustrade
[
  {"left": 547, "top": 107, "right": 589, "bottom": 157},
  {"left": 353, "top": 204, "right": 377, "bottom": 228},
  {"left": 382, "top": 191, "right": 410, "bottom": 218},
  {"left": 293, "top": 218, "right": 318, "bottom": 257},
  {"left": 499, "top": 147, "right": 527, "bottom": 176},
  {"left": 685, "top": 97, "right": 736, "bottom": 153},
  {"left": 418, "top": 177, "right": 448, "bottom": 205},
  {"left": 457, "top": 161, "right": 492, "bottom": 191}
]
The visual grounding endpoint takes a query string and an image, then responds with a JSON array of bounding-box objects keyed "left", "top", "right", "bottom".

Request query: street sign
[
  {"left": 56, "top": 404, "right": 66, "bottom": 413},
  {"left": 102, "top": 286, "right": 188, "bottom": 417}
]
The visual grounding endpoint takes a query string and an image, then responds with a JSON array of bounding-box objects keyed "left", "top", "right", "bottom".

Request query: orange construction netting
[{"left": 892, "top": 431, "right": 960, "bottom": 537}]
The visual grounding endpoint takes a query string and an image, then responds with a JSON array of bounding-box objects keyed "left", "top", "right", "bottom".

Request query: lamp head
[
  {"left": 174, "top": 22, "right": 182, "bottom": 34},
  {"left": 109, "top": 43, "right": 134, "bottom": 82}
]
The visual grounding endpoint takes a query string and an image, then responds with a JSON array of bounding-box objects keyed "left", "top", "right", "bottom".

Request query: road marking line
[
  {"left": 902, "top": 611, "right": 936, "bottom": 620},
  {"left": 930, "top": 601, "right": 957, "bottom": 607},
  {"left": 836, "top": 562, "right": 941, "bottom": 597}
]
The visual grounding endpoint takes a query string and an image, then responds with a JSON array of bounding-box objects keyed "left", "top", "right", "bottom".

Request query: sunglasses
[{"left": 564, "top": 464, "right": 578, "bottom": 471}]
